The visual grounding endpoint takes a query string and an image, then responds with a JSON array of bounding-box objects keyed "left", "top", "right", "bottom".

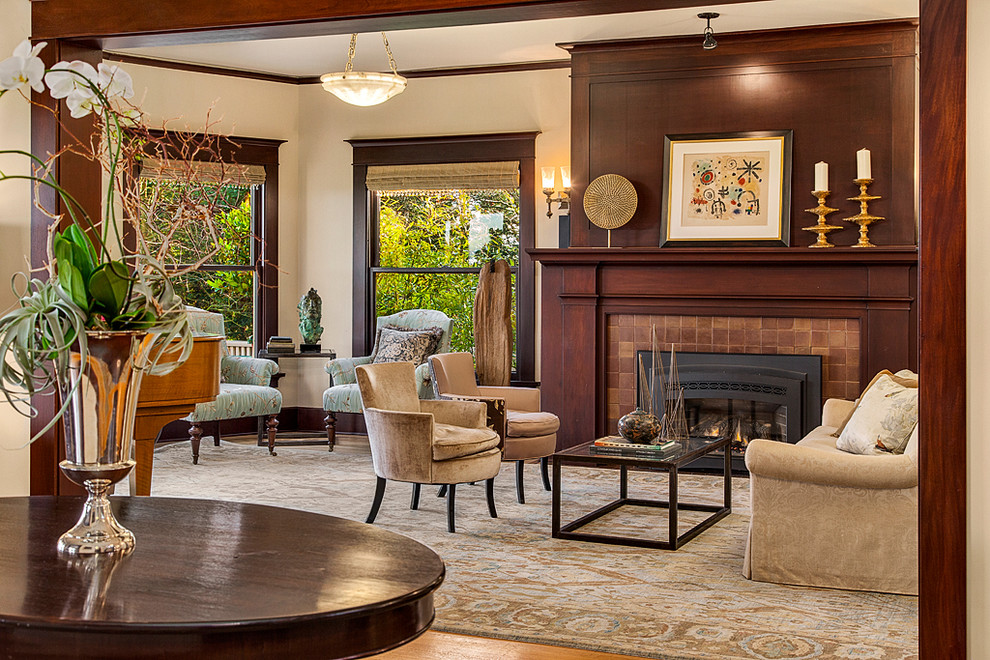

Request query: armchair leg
[
  {"left": 266, "top": 415, "right": 279, "bottom": 456},
  {"left": 189, "top": 423, "right": 203, "bottom": 465},
  {"left": 437, "top": 485, "right": 448, "bottom": 498},
  {"left": 213, "top": 420, "right": 221, "bottom": 447},
  {"left": 446, "top": 484, "right": 457, "bottom": 533},
  {"left": 515, "top": 460, "right": 526, "bottom": 504},
  {"left": 367, "top": 477, "right": 387, "bottom": 524},
  {"left": 410, "top": 483, "right": 421, "bottom": 510},
  {"left": 541, "top": 456, "right": 551, "bottom": 491},
  {"left": 486, "top": 478, "right": 498, "bottom": 518},
  {"left": 324, "top": 412, "right": 336, "bottom": 452}
]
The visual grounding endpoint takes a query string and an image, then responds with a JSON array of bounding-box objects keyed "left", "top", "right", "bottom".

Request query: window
[
  {"left": 350, "top": 134, "right": 538, "bottom": 382},
  {"left": 136, "top": 134, "right": 283, "bottom": 350}
]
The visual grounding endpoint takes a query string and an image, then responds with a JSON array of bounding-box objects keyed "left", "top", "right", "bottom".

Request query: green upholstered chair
[
  {"left": 322, "top": 309, "right": 452, "bottom": 449},
  {"left": 183, "top": 307, "right": 282, "bottom": 464}
]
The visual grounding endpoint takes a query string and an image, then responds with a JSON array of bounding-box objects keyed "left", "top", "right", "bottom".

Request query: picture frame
[{"left": 660, "top": 130, "right": 793, "bottom": 247}]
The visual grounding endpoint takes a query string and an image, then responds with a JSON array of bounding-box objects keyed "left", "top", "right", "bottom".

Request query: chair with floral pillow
[
  {"left": 322, "top": 309, "right": 452, "bottom": 450},
  {"left": 183, "top": 307, "right": 282, "bottom": 464}
]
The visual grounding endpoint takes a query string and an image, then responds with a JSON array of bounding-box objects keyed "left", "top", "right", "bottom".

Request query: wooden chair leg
[
  {"left": 436, "top": 484, "right": 448, "bottom": 497},
  {"left": 410, "top": 483, "right": 421, "bottom": 510},
  {"left": 189, "top": 422, "right": 203, "bottom": 465},
  {"left": 541, "top": 456, "right": 551, "bottom": 491},
  {"left": 486, "top": 478, "right": 498, "bottom": 518},
  {"left": 213, "top": 420, "right": 222, "bottom": 446},
  {"left": 515, "top": 460, "right": 526, "bottom": 504},
  {"left": 266, "top": 415, "right": 278, "bottom": 456},
  {"left": 367, "top": 476, "right": 387, "bottom": 524},
  {"left": 324, "top": 412, "right": 336, "bottom": 452},
  {"left": 446, "top": 484, "right": 457, "bottom": 533}
]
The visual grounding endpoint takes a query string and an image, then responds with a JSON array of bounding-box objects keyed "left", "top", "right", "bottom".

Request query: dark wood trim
[
  {"left": 349, "top": 132, "right": 539, "bottom": 381},
  {"left": 919, "top": 0, "right": 967, "bottom": 656},
  {"left": 103, "top": 51, "right": 304, "bottom": 85},
  {"left": 106, "top": 51, "right": 570, "bottom": 85},
  {"left": 35, "top": 0, "right": 765, "bottom": 48}
]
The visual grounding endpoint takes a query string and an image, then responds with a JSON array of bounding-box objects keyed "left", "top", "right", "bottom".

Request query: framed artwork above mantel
[{"left": 660, "top": 130, "right": 793, "bottom": 247}]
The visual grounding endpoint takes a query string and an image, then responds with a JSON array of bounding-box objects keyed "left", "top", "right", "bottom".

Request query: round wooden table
[{"left": 0, "top": 497, "right": 445, "bottom": 659}]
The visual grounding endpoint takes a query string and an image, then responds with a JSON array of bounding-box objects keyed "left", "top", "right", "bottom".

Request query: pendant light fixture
[{"left": 320, "top": 33, "right": 407, "bottom": 106}]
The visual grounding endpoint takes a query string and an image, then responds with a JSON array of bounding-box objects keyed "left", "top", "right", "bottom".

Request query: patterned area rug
[{"left": 150, "top": 441, "right": 918, "bottom": 660}]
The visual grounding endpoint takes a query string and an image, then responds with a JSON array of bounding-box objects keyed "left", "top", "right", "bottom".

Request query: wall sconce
[
  {"left": 542, "top": 166, "right": 571, "bottom": 218},
  {"left": 699, "top": 12, "right": 719, "bottom": 50}
]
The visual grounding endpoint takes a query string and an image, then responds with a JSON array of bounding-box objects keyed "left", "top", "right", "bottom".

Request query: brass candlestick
[
  {"left": 802, "top": 190, "right": 842, "bottom": 248},
  {"left": 844, "top": 178, "right": 884, "bottom": 248}
]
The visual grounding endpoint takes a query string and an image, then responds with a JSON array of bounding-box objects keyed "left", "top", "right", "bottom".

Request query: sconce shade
[
  {"left": 320, "top": 71, "right": 407, "bottom": 106},
  {"left": 541, "top": 166, "right": 556, "bottom": 190},
  {"left": 560, "top": 166, "right": 571, "bottom": 189}
]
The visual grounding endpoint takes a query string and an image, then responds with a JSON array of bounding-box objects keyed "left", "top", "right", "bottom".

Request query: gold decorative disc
[{"left": 583, "top": 174, "right": 638, "bottom": 230}]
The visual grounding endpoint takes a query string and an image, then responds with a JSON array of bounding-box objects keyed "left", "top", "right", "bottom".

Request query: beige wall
[
  {"left": 292, "top": 69, "right": 570, "bottom": 404},
  {"left": 0, "top": 0, "right": 32, "bottom": 495},
  {"left": 967, "top": 2, "right": 989, "bottom": 656}
]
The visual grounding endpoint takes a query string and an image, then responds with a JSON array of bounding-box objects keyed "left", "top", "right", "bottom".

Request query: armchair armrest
[
  {"left": 415, "top": 362, "right": 435, "bottom": 399},
  {"left": 745, "top": 439, "right": 917, "bottom": 490},
  {"left": 325, "top": 355, "right": 372, "bottom": 385},
  {"left": 221, "top": 355, "right": 278, "bottom": 386},
  {"left": 420, "top": 399, "right": 487, "bottom": 430},
  {"left": 822, "top": 398, "right": 857, "bottom": 428},
  {"left": 362, "top": 407, "right": 434, "bottom": 482},
  {"left": 478, "top": 385, "right": 540, "bottom": 412}
]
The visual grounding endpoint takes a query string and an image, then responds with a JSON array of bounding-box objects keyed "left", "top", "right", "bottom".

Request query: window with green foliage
[
  {"left": 373, "top": 189, "right": 520, "bottom": 355},
  {"left": 138, "top": 179, "right": 256, "bottom": 342}
]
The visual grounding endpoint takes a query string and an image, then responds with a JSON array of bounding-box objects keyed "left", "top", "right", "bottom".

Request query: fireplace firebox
[{"left": 635, "top": 352, "right": 822, "bottom": 473}]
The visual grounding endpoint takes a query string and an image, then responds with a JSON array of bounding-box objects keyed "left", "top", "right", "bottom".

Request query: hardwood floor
[{"left": 380, "top": 631, "right": 644, "bottom": 659}]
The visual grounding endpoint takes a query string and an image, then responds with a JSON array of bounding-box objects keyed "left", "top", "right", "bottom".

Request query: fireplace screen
[{"left": 685, "top": 398, "right": 787, "bottom": 453}]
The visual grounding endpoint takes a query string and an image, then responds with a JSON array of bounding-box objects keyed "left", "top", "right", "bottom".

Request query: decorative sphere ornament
[{"left": 617, "top": 408, "right": 661, "bottom": 444}]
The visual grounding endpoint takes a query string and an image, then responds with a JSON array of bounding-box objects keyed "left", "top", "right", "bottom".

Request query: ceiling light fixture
[
  {"left": 699, "top": 13, "right": 719, "bottom": 51},
  {"left": 321, "top": 33, "right": 407, "bottom": 106}
]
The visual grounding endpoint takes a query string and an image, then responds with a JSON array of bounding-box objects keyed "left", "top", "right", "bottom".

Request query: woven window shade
[
  {"left": 139, "top": 159, "right": 267, "bottom": 186},
  {"left": 365, "top": 161, "right": 519, "bottom": 193}
]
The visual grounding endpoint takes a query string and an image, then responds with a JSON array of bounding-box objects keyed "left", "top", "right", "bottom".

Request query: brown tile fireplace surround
[{"left": 530, "top": 247, "right": 918, "bottom": 449}]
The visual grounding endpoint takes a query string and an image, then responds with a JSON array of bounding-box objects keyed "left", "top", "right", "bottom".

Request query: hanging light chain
[
  {"left": 344, "top": 33, "right": 358, "bottom": 73},
  {"left": 381, "top": 32, "right": 400, "bottom": 75}
]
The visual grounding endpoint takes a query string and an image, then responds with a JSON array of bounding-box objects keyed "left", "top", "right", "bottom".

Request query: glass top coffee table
[{"left": 551, "top": 436, "right": 731, "bottom": 550}]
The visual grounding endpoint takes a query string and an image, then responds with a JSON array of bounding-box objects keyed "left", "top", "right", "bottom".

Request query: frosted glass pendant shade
[{"left": 320, "top": 71, "right": 407, "bottom": 106}]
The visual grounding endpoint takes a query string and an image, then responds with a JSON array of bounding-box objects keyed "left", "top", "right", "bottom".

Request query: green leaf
[{"left": 87, "top": 261, "right": 131, "bottom": 318}]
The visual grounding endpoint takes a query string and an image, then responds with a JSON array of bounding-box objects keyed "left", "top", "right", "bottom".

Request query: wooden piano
[{"left": 132, "top": 336, "right": 222, "bottom": 496}]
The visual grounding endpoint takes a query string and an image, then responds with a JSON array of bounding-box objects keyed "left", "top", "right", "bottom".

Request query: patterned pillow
[
  {"left": 372, "top": 327, "right": 444, "bottom": 366},
  {"left": 836, "top": 373, "right": 918, "bottom": 455},
  {"left": 832, "top": 369, "right": 918, "bottom": 437}
]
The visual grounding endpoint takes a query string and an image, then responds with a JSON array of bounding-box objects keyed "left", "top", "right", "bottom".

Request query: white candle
[
  {"left": 856, "top": 148, "right": 872, "bottom": 180},
  {"left": 814, "top": 161, "right": 828, "bottom": 192}
]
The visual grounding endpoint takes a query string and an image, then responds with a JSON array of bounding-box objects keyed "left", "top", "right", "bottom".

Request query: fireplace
[{"left": 636, "top": 351, "right": 822, "bottom": 473}]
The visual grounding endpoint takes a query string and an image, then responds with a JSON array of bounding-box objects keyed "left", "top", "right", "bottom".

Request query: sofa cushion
[
  {"left": 836, "top": 373, "right": 918, "bottom": 455},
  {"left": 833, "top": 369, "right": 918, "bottom": 437},
  {"left": 432, "top": 423, "right": 500, "bottom": 461},
  {"left": 373, "top": 326, "right": 443, "bottom": 366}
]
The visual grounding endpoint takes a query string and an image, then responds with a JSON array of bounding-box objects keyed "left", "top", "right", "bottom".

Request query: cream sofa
[{"left": 743, "top": 398, "right": 918, "bottom": 595}]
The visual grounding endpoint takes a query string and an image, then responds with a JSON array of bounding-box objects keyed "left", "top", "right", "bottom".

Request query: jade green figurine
[{"left": 297, "top": 288, "right": 324, "bottom": 347}]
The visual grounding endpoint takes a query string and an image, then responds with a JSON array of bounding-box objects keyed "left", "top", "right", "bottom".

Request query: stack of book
[
  {"left": 266, "top": 336, "right": 296, "bottom": 354},
  {"left": 591, "top": 436, "right": 679, "bottom": 458}
]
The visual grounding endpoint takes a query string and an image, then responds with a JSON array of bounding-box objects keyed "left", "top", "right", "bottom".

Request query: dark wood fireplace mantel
[{"left": 530, "top": 246, "right": 918, "bottom": 448}]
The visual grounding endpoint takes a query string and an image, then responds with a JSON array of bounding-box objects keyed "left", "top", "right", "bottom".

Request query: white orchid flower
[
  {"left": 0, "top": 40, "right": 47, "bottom": 93},
  {"left": 97, "top": 63, "right": 133, "bottom": 100},
  {"left": 44, "top": 60, "right": 99, "bottom": 100},
  {"left": 65, "top": 88, "right": 100, "bottom": 118}
]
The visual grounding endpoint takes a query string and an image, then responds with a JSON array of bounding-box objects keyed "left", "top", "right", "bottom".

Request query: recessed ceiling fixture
[
  {"left": 699, "top": 12, "right": 719, "bottom": 50},
  {"left": 320, "top": 33, "right": 407, "bottom": 106}
]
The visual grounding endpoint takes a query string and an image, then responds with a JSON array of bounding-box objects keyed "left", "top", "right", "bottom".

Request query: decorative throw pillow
[
  {"left": 832, "top": 369, "right": 918, "bottom": 437},
  {"left": 372, "top": 326, "right": 443, "bottom": 366},
  {"left": 836, "top": 373, "right": 918, "bottom": 455}
]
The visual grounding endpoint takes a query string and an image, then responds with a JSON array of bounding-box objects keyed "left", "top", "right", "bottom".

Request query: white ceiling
[{"left": 111, "top": 0, "right": 918, "bottom": 77}]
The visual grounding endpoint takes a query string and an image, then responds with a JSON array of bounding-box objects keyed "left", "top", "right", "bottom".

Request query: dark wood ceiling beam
[{"left": 33, "top": 0, "right": 764, "bottom": 48}]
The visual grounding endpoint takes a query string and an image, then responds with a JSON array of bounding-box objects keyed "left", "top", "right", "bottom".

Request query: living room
[{"left": 0, "top": 1, "right": 984, "bottom": 658}]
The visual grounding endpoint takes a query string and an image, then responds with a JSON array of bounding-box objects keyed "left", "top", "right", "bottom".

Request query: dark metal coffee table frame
[{"left": 551, "top": 437, "right": 732, "bottom": 550}]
